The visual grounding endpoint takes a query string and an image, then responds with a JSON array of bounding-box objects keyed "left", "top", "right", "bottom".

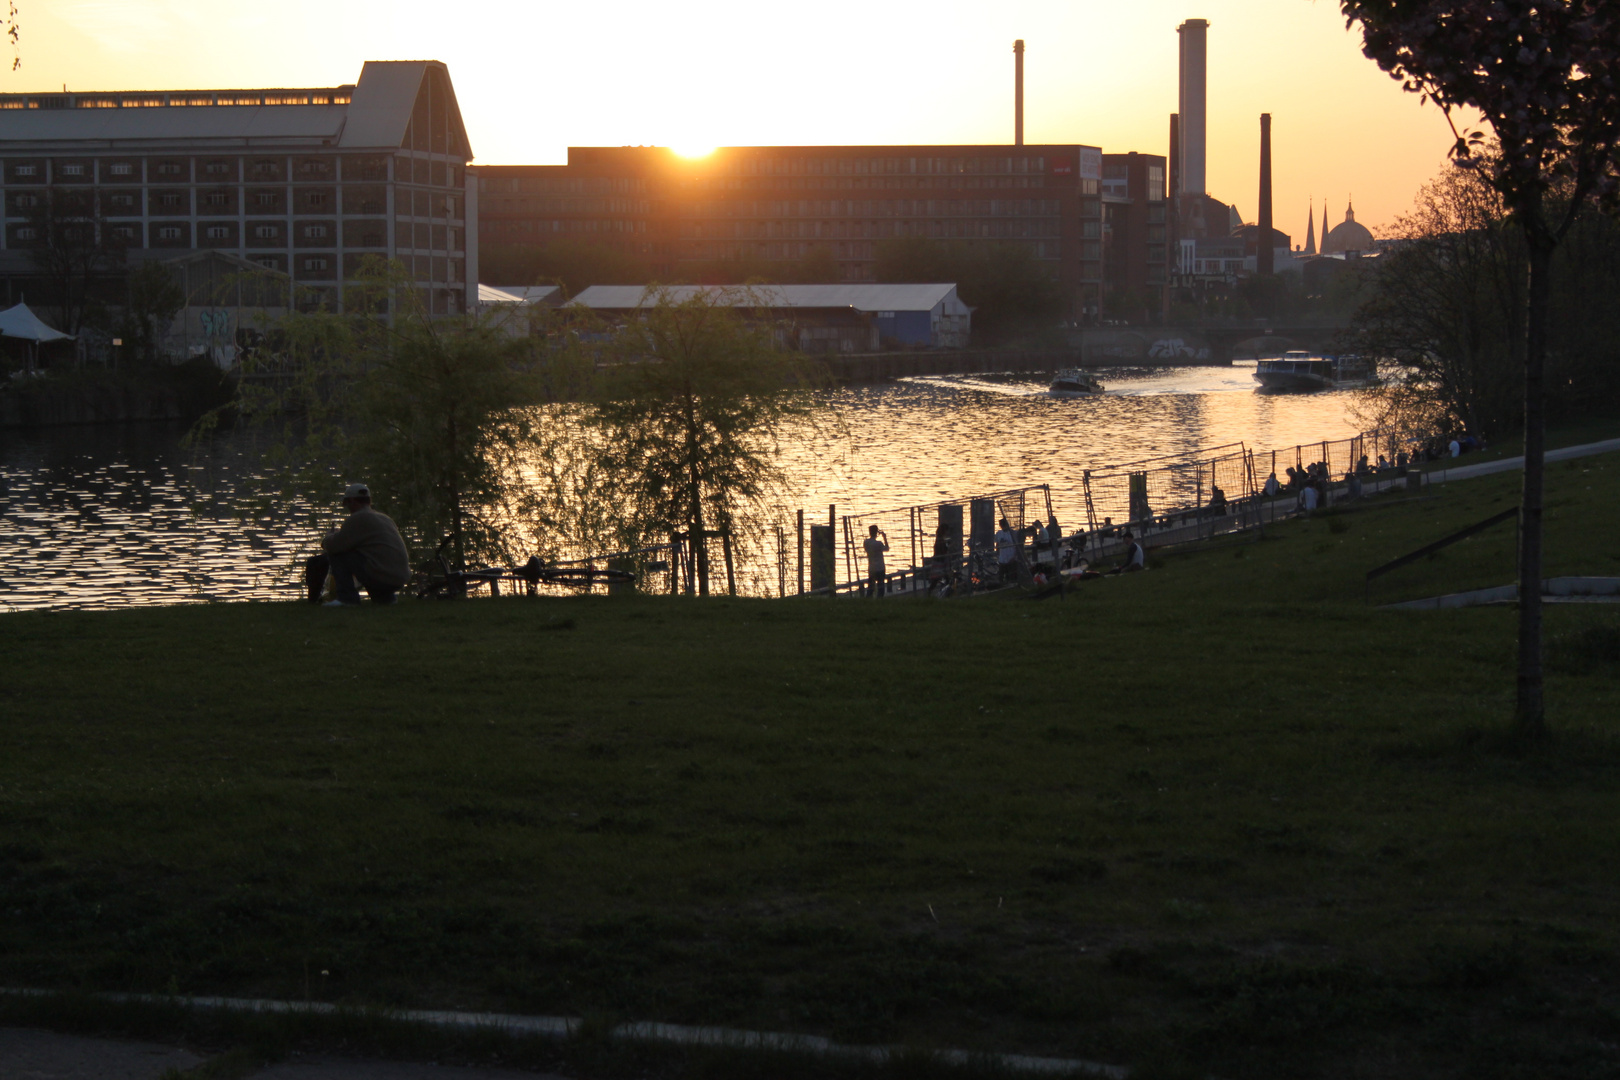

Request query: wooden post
[
  {"left": 721, "top": 527, "right": 737, "bottom": 597},
  {"left": 828, "top": 504, "right": 836, "bottom": 598},
  {"left": 797, "top": 509, "right": 805, "bottom": 595}
]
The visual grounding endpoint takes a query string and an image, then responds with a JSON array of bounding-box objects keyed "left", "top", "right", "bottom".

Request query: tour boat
[
  {"left": 1049, "top": 368, "right": 1105, "bottom": 396},
  {"left": 1253, "top": 351, "right": 1375, "bottom": 392}
]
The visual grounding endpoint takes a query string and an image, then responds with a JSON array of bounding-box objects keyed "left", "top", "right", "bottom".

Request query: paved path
[
  {"left": 0, "top": 1028, "right": 568, "bottom": 1080},
  {"left": 1427, "top": 437, "right": 1620, "bottom": 483}
]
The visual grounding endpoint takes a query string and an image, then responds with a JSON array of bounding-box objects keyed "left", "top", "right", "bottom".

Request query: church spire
[
  {"left": 1304, "top": 198, "right": 1316, "bottom": 255},
  {"left": 1322, "top": 202, "right": 1330, "bottom": 246}
]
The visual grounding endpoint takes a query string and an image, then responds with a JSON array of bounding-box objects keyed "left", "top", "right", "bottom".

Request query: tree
[
  {"left": 20, "top": 188, "right": 123, "bottom": 337},
  {"left": 1340, "top": 0, "right": 1620, "bottom": 733},
  {"left": 214, "top": 260, "right": 553, "bottom": 574},
  {"left": 588, "top": 287, "right": 820, "bottom": 596},
  {"left": 120, "top": 261, "right": 187, "bottom": 366},
  {"left": 875, "top": 238, "right": 1064, "bottom": 342}
]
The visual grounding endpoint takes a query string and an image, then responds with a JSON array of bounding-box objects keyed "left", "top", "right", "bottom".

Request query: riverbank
[
  {"left": 0, "top": 360, "right": 232, "bottom": 428},
  {"left": 2, "top": 448, "right": 1618, "bottom": 1078}
]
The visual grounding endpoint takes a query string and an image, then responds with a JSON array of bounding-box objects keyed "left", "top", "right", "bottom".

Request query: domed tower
[{"left": 1322, "top": 200, "right": 1374, "bottom": 254}]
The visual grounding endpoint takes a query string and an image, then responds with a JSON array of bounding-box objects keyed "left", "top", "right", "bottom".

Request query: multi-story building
[
  {"left": 474, "top": 143, "right": 1106, "bottom": 320},
  {"left": 0, "top": 60, "right": 476, "bottom": 319},
  {"left": 1100, "top": 152, "right": 1168, "bottom": 318}
]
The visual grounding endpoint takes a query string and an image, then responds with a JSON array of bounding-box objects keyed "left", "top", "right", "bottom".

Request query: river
[{"left": 0, "top": 363, "right": 1364, "bottom": 611}]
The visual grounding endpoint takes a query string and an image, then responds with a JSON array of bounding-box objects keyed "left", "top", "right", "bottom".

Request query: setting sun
[{"left": 672, "top": 144, "right": 716, "bottom": 159}]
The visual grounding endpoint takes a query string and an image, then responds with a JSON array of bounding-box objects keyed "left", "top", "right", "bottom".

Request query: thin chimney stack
[
  {"left": 1258, "top": 112, "right": 1274, "bottom": 275},
  {"left": 1013, "top": 40, "right": 1025, "bottom": 146}
]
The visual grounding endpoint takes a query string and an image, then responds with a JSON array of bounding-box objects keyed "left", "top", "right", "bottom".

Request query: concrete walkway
[
  {"left": 1425, "top": 437, "right": 1620, "bottom": 483},
  {"left": 0, "top": 1027, "right": 567, "bottom": 1080}
]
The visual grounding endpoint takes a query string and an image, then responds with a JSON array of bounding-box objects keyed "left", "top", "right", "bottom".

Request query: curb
[{"left": 1, "top": 989, "right": 1127, "bottom": 1078}]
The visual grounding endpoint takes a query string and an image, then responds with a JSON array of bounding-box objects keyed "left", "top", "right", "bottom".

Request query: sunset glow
[{"left": 13, "top": 0, "right": 1471, "bottom": 234}]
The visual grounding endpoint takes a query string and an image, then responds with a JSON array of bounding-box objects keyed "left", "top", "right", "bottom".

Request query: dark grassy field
[{"left": 3, "top": 450, "right": 1619, "bottom": 1079}]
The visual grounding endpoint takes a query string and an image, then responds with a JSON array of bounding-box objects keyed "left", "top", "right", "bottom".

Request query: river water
[{"left": 0, "top": 363, "right": 1363, "bottom": 610}]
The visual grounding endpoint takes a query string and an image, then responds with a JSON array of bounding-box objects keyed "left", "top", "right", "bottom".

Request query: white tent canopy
[{"left": 0, "top": 302, "right": 73, "bottom": 343}]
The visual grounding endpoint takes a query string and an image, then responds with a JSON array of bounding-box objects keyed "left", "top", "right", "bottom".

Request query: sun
[{"left": 672, "top": 144, "right": 716, "bottom": 159}]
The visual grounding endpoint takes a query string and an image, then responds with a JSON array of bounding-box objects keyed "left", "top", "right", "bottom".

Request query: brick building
[
  {"left": 0, "top": 60, "right": 477, "bottom": 319},
  {"left": 474, "top": 143, "right": 1106, "bottom": 319},
  {"left": 1100, "top": 152, "right": 1168, "bottom": 318}
]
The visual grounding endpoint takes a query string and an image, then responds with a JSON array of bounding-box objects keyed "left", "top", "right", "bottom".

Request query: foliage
[
  {"left": 20, "top": 189, "right": 123, "bottom": 336},
  {"left": 479, "top": 240, "right": 654, "bottom": 297},
  {"left": 117, "top": 261, "right": 187, "bottom": 366},
  {"left": 875, "top": 238, "right": 1064, "bottom": 342},
  {"left": 587, "top": 286, "right": 821, "bottom": 595},
  {"left": 211, "top": 260, "right": 555, "bottom": 572},
  {"left": 1341, "top": 0, "right": 1620, "bottom": 732}
]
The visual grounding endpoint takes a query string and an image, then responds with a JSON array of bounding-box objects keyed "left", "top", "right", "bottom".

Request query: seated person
[
  {"left": 304, "top": 483, "right": 412, "bottom": 606},
  {"left": 1111, "top": 531, "right": 1145, "bottom": 574}
]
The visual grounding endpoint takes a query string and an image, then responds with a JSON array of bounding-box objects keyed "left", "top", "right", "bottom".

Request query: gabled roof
[
  {"left": 569, "top": 283, "right": 962, "bottom": 313},
  {"left": 0, "top": 61, "right": 470, "bottom": 156}
]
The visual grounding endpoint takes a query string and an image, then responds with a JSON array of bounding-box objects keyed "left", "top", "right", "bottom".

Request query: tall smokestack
[
  {"left": 1013, "top": 40, "right": 1025, "bottom": 146},
  {"left": 1177, "top": 19, "right": 1208, "bottom": 196},
  {"left": 1258, "top": 112, "right": 1274, "bottom": 275}
]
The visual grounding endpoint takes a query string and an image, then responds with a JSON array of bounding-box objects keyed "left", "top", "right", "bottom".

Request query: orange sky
[{"left": 14, "top": 0, "right": 1474, "bottom": 242}]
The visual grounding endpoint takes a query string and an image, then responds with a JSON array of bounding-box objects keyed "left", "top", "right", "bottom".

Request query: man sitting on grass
[
  {"left": 304, "top": 483, "right": 412, "bottom": 606},
  {"left": 1111, "top": 531, "right": 1145, "bottom": 575}
]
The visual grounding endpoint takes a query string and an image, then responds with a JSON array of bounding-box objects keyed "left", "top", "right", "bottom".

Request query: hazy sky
[{"left": 16, "top": 0, "right": 1472, "bottom": 242}]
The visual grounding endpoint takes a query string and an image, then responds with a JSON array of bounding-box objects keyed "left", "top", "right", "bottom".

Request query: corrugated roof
[
  {"left": 482, "top": 284, "right": 561, "bottom": 304},
  {"left": 0, "top": 104, "right": 348, "bottom": 144},
  {"left": 569, "top": 283, "right": 960, "bottom": 312},
  {"left": 0, "top": 61, "right": 469, "bottom": 154}
]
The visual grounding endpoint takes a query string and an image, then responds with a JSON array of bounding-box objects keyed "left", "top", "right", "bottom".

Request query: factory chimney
[
  {"left": 1013, "top": 40, "right": 1025, "bottom": 146},
  {"left": 1177, "top": 19, "right": 1208, "bottom": 196},
  {"left": 1258, "top": 112, "right": 1274, "bottom": 275}
]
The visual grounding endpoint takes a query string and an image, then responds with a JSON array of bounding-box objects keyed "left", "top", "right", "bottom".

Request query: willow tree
[
  {"left": 589, "top": 286, "right": 821, "bottom": 596},
  {"left": 1340, "top": 0, "right": 1620, "bottom": 733},
  {"left": 203, "top": 260, "right": 556, "bottom": 573}
]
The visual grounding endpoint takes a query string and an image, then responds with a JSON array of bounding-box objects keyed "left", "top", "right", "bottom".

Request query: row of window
[
  {"left": 3, "top": 186, "right": 457, "bottom": 219},
  {"left": 481, "top": 197, "right": 651, "bottom": 215},
  {"left": 680, "top": 218, "right": 1065, "bottom": 242},
  {"left": 478, "top": 175, "right": 647, "bottom": 196},
  {"left": 479, "top": 219, "right": 647, "bottom": 236},
  {"left": 677, "top": 198, "right": 1068, "bottom": 219},
  {"left": 707, "top": 154, "right": 1060, "bottom": 178},
  {"left": 3, "top": 155, "right": 463, "bottom": 186},
  {"left": 681, "top": 174, "right": 1057, "bottom": 193},
  {"left": 681, "top": 237, "right": 1066, "bottom": 261},
  {"left": 0, "top": 90, "right": 352, "bottom": 109},
  {"left": 7, "top": 221, "right": 386, "bottom": 245}
]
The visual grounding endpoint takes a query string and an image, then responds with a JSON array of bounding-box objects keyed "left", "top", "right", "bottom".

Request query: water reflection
[{"left": 0, "top": 365, "right": 1363, "bottom": 611}]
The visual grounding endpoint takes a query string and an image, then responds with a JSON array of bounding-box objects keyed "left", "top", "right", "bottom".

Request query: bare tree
[{"left": 20, "top": 188, "right": 123, "bottom": 337}]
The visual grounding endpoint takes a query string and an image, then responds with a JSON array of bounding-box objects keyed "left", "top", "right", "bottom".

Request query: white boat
[
  {"left": 1253, "top": 351, "right": 1375, "bottom": 392},
  {"left": 1050, "top": 367, "right": 1104, "bottom": 395}
]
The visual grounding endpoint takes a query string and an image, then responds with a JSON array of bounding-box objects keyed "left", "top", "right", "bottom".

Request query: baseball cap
[{"left": 344, "top": 483, "right": 371, "bottom": 500}]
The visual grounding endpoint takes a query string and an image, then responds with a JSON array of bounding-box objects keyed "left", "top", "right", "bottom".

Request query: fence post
[
  {"left": 796, "top": 509, "right": 805, "bottom": 595},
  {"left": 721, "top": 527, "right": 737, "bottom": 597}
]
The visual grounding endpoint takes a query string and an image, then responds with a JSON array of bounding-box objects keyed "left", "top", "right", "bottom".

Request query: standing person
[
  {"left": 1300, "top": 482, "right": 1319, "bottom": 517},
  {"left": 995, "top": 517, "right": 1018, "bottom": 585},
  {"left": 305, "top": 483, "right": 412, "bottom": 606},
  {"left": 862, "top": 524, "right": 890, "bottom": 599}
]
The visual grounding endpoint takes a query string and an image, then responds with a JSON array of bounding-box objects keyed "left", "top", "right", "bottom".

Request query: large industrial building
[
  {"left": 473, "top": 143, "right": 1111, "bottom": 321},
  {"left": 0, "top": 60, "right": 478, "bottom": 324}
]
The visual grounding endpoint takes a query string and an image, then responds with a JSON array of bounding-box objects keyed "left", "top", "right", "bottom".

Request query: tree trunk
[
  {"left": 1516, "top": 222, "right": 1553, "bottom": 737},
  {"left": 690, "top": 481, "right": 710, "bottom": 597}
]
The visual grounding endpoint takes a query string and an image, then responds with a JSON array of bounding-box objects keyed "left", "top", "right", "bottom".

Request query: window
[
  {"left": 253, "top": 225, "right": 279, "bottom": 239},
  {"left": 16, "top": 227, "right": 36, "bottom": 240},
  {"left": 205, "top": 161, "right": 231, "bottom": 175},
  {"left": 60, "top": 164, "right": 86, "bottom": 177},
  {"left": 255, "top": 256, "right": 279, "bottom": 269},
  {"left": 157, "top": 162, "right": 183, "bottom": 176},
  {"left": 159, "top": 193, "right": 183, "bottom": 207},
  {"left": 205, "top": 192, "right": 229, "bottom": 207},
  {"left": 112, "top": 226, "right": 136, "bottom": 240},
  {"left": 157, "top": 226, "right": 181, "bottom": 239},
  {"left": 205, "top": 225, "right": 230, "bottom": 239},
  {"left": 252, "top": 160, "right": 279, "bottom": 177},
  {"left": 14, "top": 193, "right": 37, "bottom": 207},
  {"left": 14, "top": 164, "right": 36, "bottom": 176},
  {"left": 303, "top": 256, "right": 328, "bottom": 270},
  {"left": 254, "top": 192, "right": 278, "bottom": 207},
  {"left": 302, "top": 224, "right": 328, "bottom": 239},
  {"left": 109, "top": 163, "right": 133, "bottom": 176},
  {"left": 361, "top": 231, "right": 383, "bottom": 246},
  {"left": 110, "top": 194, "right": 135, "bottom": 208},
  {"left": 306, "top": 193, "right": 328, "bottom": 208}
]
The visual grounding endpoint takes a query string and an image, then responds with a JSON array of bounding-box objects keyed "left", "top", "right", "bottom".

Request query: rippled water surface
[{"left": 1, "top": 363, "right": 1363, "bottom": 610}]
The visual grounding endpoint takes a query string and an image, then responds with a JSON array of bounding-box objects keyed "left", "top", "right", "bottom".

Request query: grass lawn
[{"left": 3, "top": 448, "right": 1619, "bottom": 1078}]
